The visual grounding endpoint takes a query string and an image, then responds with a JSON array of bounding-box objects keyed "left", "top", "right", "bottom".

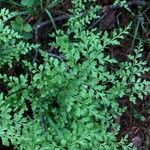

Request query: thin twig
[
  {"left": 47, "top": 53, "right": 65, "bottom": 61},
  {"left": 32, "top": 14, "right": 70, "bottom": 31},
  {"left": 33, "top": 25, "right": 39, "bottom": 63}
]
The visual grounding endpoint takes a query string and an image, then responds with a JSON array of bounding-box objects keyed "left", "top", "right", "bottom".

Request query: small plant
[
  {"left": 11, "top": 16, "right": 33, "bottom": 39},
  {"left": 0, "top": 0, "right": 149, "bottom": 149},
  {"left": 0, "top": 8, "right": 37, "bottom": 67},
  {"left": 1, "top": 0, "right": 64, "bottom": 31}
]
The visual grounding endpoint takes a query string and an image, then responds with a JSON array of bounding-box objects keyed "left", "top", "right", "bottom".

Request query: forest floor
[{"left": 0, "top": 0, "right": 150, "bottom": 149}]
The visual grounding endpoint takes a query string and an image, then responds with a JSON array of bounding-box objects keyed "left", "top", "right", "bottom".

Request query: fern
[
  {"left": 0, "top": 1, "right": 149, "bottom": 149},
  {"left": 0, "top": 8, "right": 37, "bottom": 67}
]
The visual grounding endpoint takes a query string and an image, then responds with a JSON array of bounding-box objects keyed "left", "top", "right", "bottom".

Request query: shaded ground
[{"left": 0, "top": 0, "right": 150, "bottom": 149}]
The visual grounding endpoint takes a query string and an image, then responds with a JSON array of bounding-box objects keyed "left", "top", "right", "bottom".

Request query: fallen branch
[
  {"left": 33, "top": 14, "right": 70, "bottom": 31},
  {"left": 110, "top": 0, "right": 147, "bottom": 9}
]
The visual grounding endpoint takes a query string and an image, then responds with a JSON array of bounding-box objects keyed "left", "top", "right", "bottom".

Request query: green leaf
[
  {"left": 11, "top": 16, "right": 24, "bottom": 32},
  {"left": 24, "top": 24, "right": 32, "bottom": 32},
  {"left": 21, "top": 32, "right": 33, "bottom": 39},
  {"left": 21, "top": 0, "right": 35, "bottom": 7},
  {"left": 2, "top": 137, "right": 10, "bottom": 146},
  {"left": 133, "top": 110, "right": 146, "bottom": 122}
]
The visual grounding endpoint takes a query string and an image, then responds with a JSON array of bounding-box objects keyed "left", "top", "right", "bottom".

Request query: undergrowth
[{"left": 0, "top": 0, "right": 149, "bottom": 149}]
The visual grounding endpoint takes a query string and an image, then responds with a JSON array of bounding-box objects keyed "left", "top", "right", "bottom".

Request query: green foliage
[
  {"left": 0, "top": 0, "right": 149, "bottom": 149},
  {"left": 21, "top": 0, "right": 36, "bottom": 7},
  {"left": 116, "top": 42, "right": 149, "bottom": 103},
  {"left": 0, "top": 8, "right": 37, "bottom": 67},
  {"left": 11, "top": 16, "right": 33, "bottom": 39},
  {"left": 1, "top": 0, "right": 64, "bottom": 31},
  {"left": 21, "top": 0, "right": 63, "bottom": 8}
]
